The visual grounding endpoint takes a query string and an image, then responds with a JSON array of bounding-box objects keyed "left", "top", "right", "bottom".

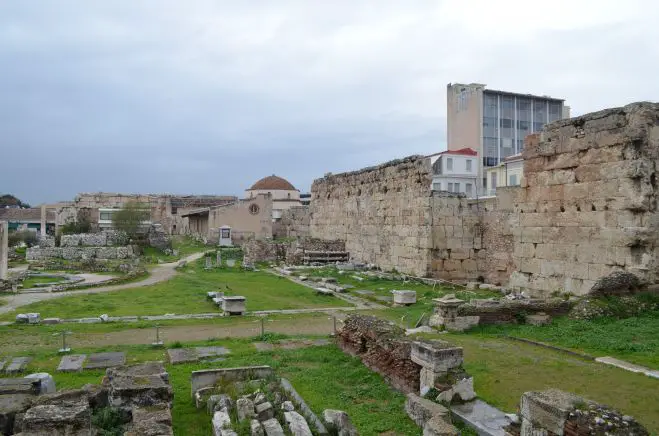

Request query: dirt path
[{"left": 0, "top": 252, "right": 204, "bottom": 315}]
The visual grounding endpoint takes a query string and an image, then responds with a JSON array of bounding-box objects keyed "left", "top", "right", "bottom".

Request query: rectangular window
[
  {"left": 466, "top": 160, "right": 472, "bottom": 172},
  {"left": 100, "top": 212, "right": 112, "bottom": 221},
  {"left": 509, "top": 175, "right": 518, "bottom": 186},
  {"left": 491, "top": 173, "right": 497, "bottom": 190},
  {"left": 446, "top": 158, "right": 453, "bottom": 171},
  {"left": 447, "top": 183, "right": 453, "bottom": 192},
  {"left": 466, "top": 183, "right": 472, "bottom": 196},
  {"left": 432, "top": 182, "right": 441, "bottom": 191},
  {"left": 454, "top": 183, "right": 460, "bottom": 192},
  {"left": 171, "top": 207, "right": 177, "bottom": 215}
]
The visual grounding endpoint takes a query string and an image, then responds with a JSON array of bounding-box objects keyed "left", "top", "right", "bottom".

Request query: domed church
[{"left": 245, "top": 175, "right": 301, "bottom": 220}]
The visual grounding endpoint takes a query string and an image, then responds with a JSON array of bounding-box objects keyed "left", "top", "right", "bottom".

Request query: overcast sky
[{"left": 1, "top": 1, "right": 658, "bottom": 205}]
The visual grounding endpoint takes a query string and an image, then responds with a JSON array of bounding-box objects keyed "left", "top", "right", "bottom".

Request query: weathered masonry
[{"left": 310, "top": 102, "right": 659, "bottom": 297}]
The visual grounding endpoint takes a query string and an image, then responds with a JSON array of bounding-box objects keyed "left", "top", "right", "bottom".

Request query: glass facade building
[{"left": 481, "top": 91, "right": 563, "bottom": 168}]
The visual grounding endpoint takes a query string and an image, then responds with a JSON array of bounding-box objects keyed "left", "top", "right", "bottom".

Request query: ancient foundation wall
[
  {"left": 507, "top": 102, "right": 659, "bottom": 296},
  {"left": 26, "top": 246, "right": 136, "bottom": 260},
  {"left": 273, "top": 206, "right": 311, "bottom": 239},
  {"left": 310, "top": 156, "right": 433, "bottom": 276},
  {"left": 337, "top": 315, "right": 421, "bottom": 393}
]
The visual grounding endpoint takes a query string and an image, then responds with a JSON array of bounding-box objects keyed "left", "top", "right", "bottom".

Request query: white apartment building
[{"left": 428, "top": 148, "right": 479, "bottom": 198}]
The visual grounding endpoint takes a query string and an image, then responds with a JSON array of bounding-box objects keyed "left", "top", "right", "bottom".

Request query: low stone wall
[
  {"left": 337, "top": 315, "right": 421, "bottom": 393},
  {"left": 456, "top": 299, "right": 572, "bottom": 324},
  {"left": 60, "top": 231, "right": 128, "bottom": 247},
  {"left": 26, "top": 246, "right": 135, "bottom": 260}
]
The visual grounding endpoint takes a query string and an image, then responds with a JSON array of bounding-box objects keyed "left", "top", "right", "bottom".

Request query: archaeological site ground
[{"left": 1, "top": 103, "right": 658, "bottom": 435}]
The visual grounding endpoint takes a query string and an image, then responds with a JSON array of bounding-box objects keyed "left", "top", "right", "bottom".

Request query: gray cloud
[{"left": 1, "top": 0, "right": 658, "bottom": 204}]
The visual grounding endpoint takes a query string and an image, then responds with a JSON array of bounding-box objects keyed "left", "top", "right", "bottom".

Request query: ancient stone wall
[
  {"left": 311, "top": 156, "right": 433, "bottom": 276},
  {"left": 273, "top": 206, "right": 311, "bottom": 239},
  {"left": 26, "top": 246, "right": 135, "bottom": 261},
  {"left": 507, "top": 102, "right": 659, "bottom": 296},
  {"left": 337, "top": 315, "right": 421, "bottom": 393}
]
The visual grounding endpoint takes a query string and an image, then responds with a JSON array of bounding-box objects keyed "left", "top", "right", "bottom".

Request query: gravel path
[{"left": 0, "top": 252, "right": 204, "bottom": 315}]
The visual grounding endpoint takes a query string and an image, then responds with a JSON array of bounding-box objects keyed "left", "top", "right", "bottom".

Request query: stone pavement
[
  {"left": 451, "top": 399, "right": 513, "bottom": 436},
  {"left": 595, "top": 356, "right": 659, "bottom": 379},
  {"left": 167, "top": 346, "right": 230, "bottom": 364},
  {"left": 0, "top": 252, "right": 205, "bottom": 315}
]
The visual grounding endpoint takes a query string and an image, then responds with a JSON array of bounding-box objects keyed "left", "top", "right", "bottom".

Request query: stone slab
[
  {"left": 375, "top": 295, "right": 392, "bottom": 302},
  {"left": 595, "top": 356, "right": 659, "bottom": 379},
  {"left": 0, "top": 377, "right": 38, "bottom": 395},
  {"left": 451, "top": 399, "right": 512, "bottom": 436},
  {"left": 4, "top": 357, "right": 31, "bottom": 374},
  {"left": 167, "top": 348, "right": 199, "bottom": 364},
  {"left": 253, "top": 342, "right": 275, "bottom": 352},
  {"left": 196, "top": 346, "right": 231, "bottom": 358},
  {"left": 57, "top": 354, "right": 87, "bottom": 372},
  {"left": 262, "top": 418, "right": 285, "bottom": 436},
  {"left": 355, "top": 290, "right": 375, "bottom": 295},
  {"left": 84, "top": 352, "right": 125, "bottom": 370}
]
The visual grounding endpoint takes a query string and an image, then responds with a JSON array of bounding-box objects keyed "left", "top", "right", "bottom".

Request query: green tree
[
  {"left": 111, "top": 201, "right": 151, "bottom": 242},
  {"left": 0, "top": 194, "right": 30, "bottom": 208}
]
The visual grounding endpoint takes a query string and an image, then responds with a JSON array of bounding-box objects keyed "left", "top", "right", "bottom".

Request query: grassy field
[
  {"left": 22, "top": 276, "right": 66, "bottom": 288},
  {"left": 442, "top": 332, "right": 659, "bottom": 432},
  {"left": 0, "top": 264, "right": 351, "bottom": 320},
  {"left": 471, "top": 311, "right": 659, "bottom": 368},
  {"left": 0, "top": 337, "right": 419, "bottom": 436},
  {"left": 296, "top": 266, "right": 501, "bottom": 324},
  {"left": 143, "top": 236, "right": 207, "bottom": 263}
]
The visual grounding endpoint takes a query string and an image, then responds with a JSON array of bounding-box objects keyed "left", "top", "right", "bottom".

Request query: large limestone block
[
  {"left": 410, "top": 341, "right": 463, "bottom": 372},
  {"left": 423, "top": 416, "right": 459, "bottom": 436},
  {"left": 323, "top": 409, "right": 358, "bottom": 436},
  {"left": 21, "top": 397, "right": 90, "bottom": 436},
  {"left": 520, "top": 389, "right": 583, "bottom": 435},
  {"left": 284, "top": 411, "right": 313, "bottom": 436},
  {"left": 404, "top": 393, "right": 450, "bottom": 428}
]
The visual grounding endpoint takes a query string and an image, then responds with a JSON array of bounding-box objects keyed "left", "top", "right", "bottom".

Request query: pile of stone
[
  {"left": 192, "top": 366, "right": 358, "bottom": 436},
  {"left": 0, "top": 362, "right": 173, "bottom": 436},
  {"left": 509, "top": 389, "right": 649, "bottom": 436}
]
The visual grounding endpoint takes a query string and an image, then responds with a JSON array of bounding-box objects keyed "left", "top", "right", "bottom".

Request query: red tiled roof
[{"left": 248, "top": 175, "right": 297, "bottom": 191}]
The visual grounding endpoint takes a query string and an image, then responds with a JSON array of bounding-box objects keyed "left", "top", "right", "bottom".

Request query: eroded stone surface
[
  {"left": 22, "top": 397, "right": 90, "bottom": 436},
  {"left": 284, "top": 410, "right": 313, "bottom": 436},
  {"left": 84, "top": 351, "right": 125, "bottom": 370},
  {"left": 5, "top": 357, "right": 31, "bottom": 374},
  {"left": 405, "top": 393, "right": 449, "bottom": 428},
  {"left": 323, "top": 409, "right": 358, "bottom": 436},
  {"left": 262, "top": 418, "right": 285, "bottom": 436},
  {"left": 57, "top": 355, "right": 86, "bottom": 372}
]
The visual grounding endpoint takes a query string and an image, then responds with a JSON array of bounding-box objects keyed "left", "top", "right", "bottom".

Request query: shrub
[
  {"left": 91, "top": 407, "right": 124, "bottom": 436},
  {"left": 59, "top": 217, "right": 92, "bottom": 235},
  {"left": 8, "top": 230, "right": 38, "bottom": 247}
]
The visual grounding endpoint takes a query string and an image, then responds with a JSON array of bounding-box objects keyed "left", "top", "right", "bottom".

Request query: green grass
[
  {"left": 22, "top": 276, "right": 66, "bottom": 288},
  {"left": 295, "top": 266, "right": 501, "bottom": 325},
  {"left": 0, "top": 263, "right": 350, "bottom": 320},
  {"left": 143, "top": 236, "right": 207, "bottom": 263},
  {"left": 440, "top": 332, "right": 659, "bottom": 432},
  {"left": 1, "top": 337, "right": 419, "bottom": 436},
  {"left": 470, "top": 311, "right": 659, "bottom": 368}
]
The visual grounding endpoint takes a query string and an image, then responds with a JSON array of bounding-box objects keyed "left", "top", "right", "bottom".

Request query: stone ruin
[
  {"left": 429, "top": 293, "right": 572, "bottom": 331},
  {"left": 337, "top": 315, "right": 474, "bottom": 403},
  {"left": 243, "top": 237, "right": 348, "bottom": 267},
  {"left": 191, "top": 366, "right": 358, "bottom": 436},
  {"left": 207, "top": 292, "right": 247, "bottom": 316},
  {"left": 306, "top": 102, "right": 659, "bottom": 298},
  {"left": 337, "top": 314, "right": 650, "bottom": 435},
  {"left": 26, "top": 230, "right": 136, "bottom": 261},
  {"left": 510, "top": 389, "right": 648, "bottom": 436},
  {"left": 0, "top": 362, "right": 173, "bottom": 435}
]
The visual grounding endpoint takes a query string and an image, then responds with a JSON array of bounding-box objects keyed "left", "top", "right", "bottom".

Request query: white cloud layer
[{"left": 1, "top": 0, "right": 658, "bottom": 203}]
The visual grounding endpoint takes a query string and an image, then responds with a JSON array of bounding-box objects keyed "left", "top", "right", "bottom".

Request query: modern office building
[{"left": 446, "top": 83, "right": 569, "bottom": 192}]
